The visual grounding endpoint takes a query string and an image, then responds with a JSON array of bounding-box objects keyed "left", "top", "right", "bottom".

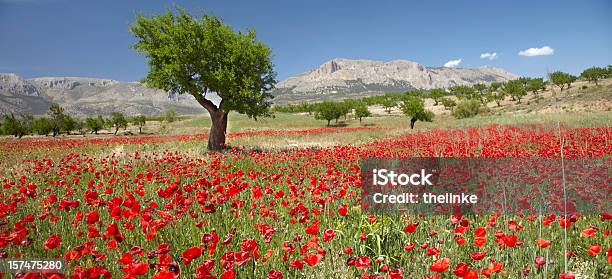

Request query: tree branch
[{"left": 193, "top": 94, "right": 218, "bottom": 114}]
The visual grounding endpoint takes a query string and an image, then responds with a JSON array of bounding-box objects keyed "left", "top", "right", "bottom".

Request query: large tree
[{"left": 130, "top": 8, "right": 276, "bottom": 150}]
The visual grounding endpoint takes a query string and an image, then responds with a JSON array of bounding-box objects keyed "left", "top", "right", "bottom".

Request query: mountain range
[
  {"left": 0, "top": 73, "right": 207, "bottom": 117},
  {"left": 271, "top": 58, "right": 518, "bottom": 103},
  {"left": 0, "top": 58, "right": 518, "bottom": 116}
]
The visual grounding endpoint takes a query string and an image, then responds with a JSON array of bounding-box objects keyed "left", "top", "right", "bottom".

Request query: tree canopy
[{"left": 130, "top": 7, "right": 276, "bottom": 150}]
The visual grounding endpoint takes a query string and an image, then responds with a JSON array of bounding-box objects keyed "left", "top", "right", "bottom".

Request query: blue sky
[{"left": 0, "top": 0, "right": 610, "bottom": 81}]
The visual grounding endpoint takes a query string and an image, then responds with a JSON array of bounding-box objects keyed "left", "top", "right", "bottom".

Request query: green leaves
[
  {"left": 549, "top": 71, "right": 577, "bottom": 91},
  {"left": 503, "top": 80, "right": 527, "bottom": 103},
  {"left": 130, "top": 7, "right": 276, "bottom": 118},
  {"left": 580, "top": 67, "right": 607, "bottom": 85},
  {"left": 399, "top": 96, "right": 433, "bottom": 129}
]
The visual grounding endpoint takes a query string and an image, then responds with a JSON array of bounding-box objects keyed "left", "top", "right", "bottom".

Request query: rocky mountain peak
[{"left": 272, "top": 58, "right": 518, "bottom": 104}]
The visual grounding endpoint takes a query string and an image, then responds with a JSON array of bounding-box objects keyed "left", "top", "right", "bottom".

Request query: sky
[{"left": 0, "top": 0, "right": 610, "bottom": 81}]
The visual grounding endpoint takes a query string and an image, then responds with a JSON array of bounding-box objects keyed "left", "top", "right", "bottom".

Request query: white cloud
[
  {"left": 480, "top": 52, "right": 498, "bottom": 60},
  {"left": 518, "top": 46, "right": 554, "bottom": 57},
  {"left": 443, "top": 58, "right": 462, "bottom": 68}
]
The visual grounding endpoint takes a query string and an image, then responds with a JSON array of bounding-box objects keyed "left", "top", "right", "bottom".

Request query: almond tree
[
  {"left": 130, "top": 8, "right": 276, "bottom": 150},
  {"left": 399, "top": 96, "right": 433, "bottom": 129},
  {"left": 580, "top": 67, "right": 607, "bottom": 85}
]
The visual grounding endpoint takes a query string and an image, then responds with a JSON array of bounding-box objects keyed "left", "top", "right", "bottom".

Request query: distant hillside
[
  {"left": 272, "top": 58, "right": 518, "bottom": 104},
  {"left": 0, "top": 73, "right": 220, "bottom": 117}
]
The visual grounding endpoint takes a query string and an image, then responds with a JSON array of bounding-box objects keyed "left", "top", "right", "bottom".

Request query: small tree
[
  {"left": 380, "top": 98, "right": 397, "bottom": 114},
  {"left": 109, "top": 112, "right": 128, "bottom": 135},
  {"left": 399, "top": 97, "right": 433, "bottom": 129},
  {"left": 549, "top": 71, "right": 576, "bottom": 91},
  {"left": 428, "top": 88, "right": 446, "bottom": 105},
  {"left": 132, "top": 115, "right": 147, "bottom": 134},
  {"left": 503, "top": 80, "right": 527, "bottom": 103},
  {"left": 354, "top": 102, "right": 371, "bottom": 124},
  {"left": 63, "top": 115, "right": 78, "bottom": 135},
  {"left": 450, "top": 85, "right": 477, "bottom": 100},
  {"left": 47, "top": 104, "right": 67, "bottom": 137},
  {"left": 526, "top": 78, "right": 546, "bottom": 96},
  {"left": 452, "top": 99, "right": 481, "bottom": 119},
  {"left": 472, "top": 83, "right": 488, "bottom": 104},
  {"left": 440, "top": 97, "right": 457, "bottom": 110},
  {"left": 85, "top": 115, "right": 105, "bottom": 135},
  {"left": 1, "top": 114, "right": 27, "bottom": 138},
  {"left": 163, "top": 109, "right": 178, "bottom": 123},
  {"left": 580, "top": 67, "right": 607, "bottom": 86},
  {"left": 314, "top": 101, "right": 343, "bottom": 126},
  {"left": 32, "top": 117, "right": 53, "bottom": 136}
]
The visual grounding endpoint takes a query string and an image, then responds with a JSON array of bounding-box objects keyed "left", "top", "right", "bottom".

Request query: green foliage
[
  {"left": 440, "top": 97, "right": 457, "bottom": 110},
  {"left": 486, "top": 82, "right": 506, "bottom": 107},
  {"left": 354, "top": 102, "right": 371, "bottom": 123},
  {"left": 63, "top": 115, "right": 79, "bottom": 134},
  {"left": 132, "top": 115, "right": 147, "bottom": 134},
  {"left": 526, "top": 78, "right": 546, "bottom": 95},
  {"left": 85, "top": 115, "right": 105, "bottom": 135},
  {"left": 405, "top": 89, "right": 424, "bottom": 98},
  {"left": 503, "top": 80, "right": 527, "bottom": 103},
  {"left": 314, "top": 101, "right": 344, "bottom": 126},
  {"left": 549, "top": 71, "right": 577, "bottom": 91},
  {"left": 109, "top": 112, "right": 128, "bottom": 135},
  {"left": 449, "top": 85, "right": 477, "bottom": 100},
  {"left": 399, "top": 96, "right": 433, "bottom": 129},
  {"left": 580, "top": 67, "right": 607, "bottom": 85},
  {"left": 380, "top": 98, "right": 398, "bottom": 114},
  {"left": 272, "top": 103, "right": 316, "bottom": 114},
  {"left": 47, "top": 104, "right": 68, "bottom": 136},
  {"left": 31, "top": 117, "right": 53, "bottom": 136},
  {"left": 1, "top": 114, "right": 27, "bottom": 138},
  {"left": 472, "top": 83, "right": 488, "bottom": 104},
  {"left": 130, "top": 7, "right": 277, "bottom": 149},
  {"left": 428, "top": 88, "right": 446, "bottom": 105},
  {"left": 452, "top": 99, "right": 482, "bottom": 119},
  {"left": 163, "top": 109, "right": 178, "bottom": 123}
]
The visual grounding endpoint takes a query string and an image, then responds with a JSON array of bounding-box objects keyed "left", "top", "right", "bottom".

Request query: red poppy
[
  {"left": 535, "top": 238, "right": 551, "bottom": 248},
  {"left": 182, "top": 246, "right": 202, "bottom": 264},
  {"left": 470, "top": 251, "right": 486, "bottom": 260},
  {"left": 429, "top": 257, "right": 450, "bottom": 273},
  {"left": 304, "top": 254, "right": 320, "bottom": 266},
  {"left": 337, "top": 205, "right": 348, "bottom": 216},
  {"left": 355, "top": 256, "right": 371, "bottom": 269},
  {"left": 473, "top": 237, "right": 486, "bottom": 248},
  {"left": 323, "top": 229, "right": 335, "bottom": 242},
  {"left": 534, "top": 256, "right": 546, "bottom": 268},
  {"left": 267, "top": 269, "right": 283, "bottom": 279},
  {"left": 503, "top": 235, "right": 518, "bottom": 247},
  {"left": 453, "top": 262, "right": 468, "bottom": 277},
  {"left": 43, "top": 234, "right": 61, "bottom": 250},
  {"left": 403, "top": 221, "right": 419, "bottom": 233},
  {"left": 587, "top": 244, "right": 601, "bottom": 256}
]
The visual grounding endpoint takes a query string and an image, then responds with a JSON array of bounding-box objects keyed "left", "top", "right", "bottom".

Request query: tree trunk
[
  {"left": 208, "top": 110, "right": 228, "bottom": 151},
  {"left": 139, "top": 127, "right": 142, "bottom": 134},
  {"left": 410, "top": 118, "right": 417, "bottom": 129},
  {"left": 114, "top": 127, "right": 118, "bottom": 135},
  {"left": 327, "top": 120, "right": 330, "bottom": 126}
]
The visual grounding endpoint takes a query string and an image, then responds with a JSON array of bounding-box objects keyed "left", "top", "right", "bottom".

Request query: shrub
[{"left": 452, "top": 99, "right": 481, "bottom": 119}]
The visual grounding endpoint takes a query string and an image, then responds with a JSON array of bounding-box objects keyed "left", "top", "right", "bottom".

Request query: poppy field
[{"left": 0, "top": 125, "right": 610, "bottom": 278}]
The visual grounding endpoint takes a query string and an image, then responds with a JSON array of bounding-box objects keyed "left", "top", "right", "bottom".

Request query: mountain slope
[
  {"left": 272, "top": 58, "right": 518, "bottom": 103},
  {"left": 0, "top": 73, "right": 215, "bottom": 117}
]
